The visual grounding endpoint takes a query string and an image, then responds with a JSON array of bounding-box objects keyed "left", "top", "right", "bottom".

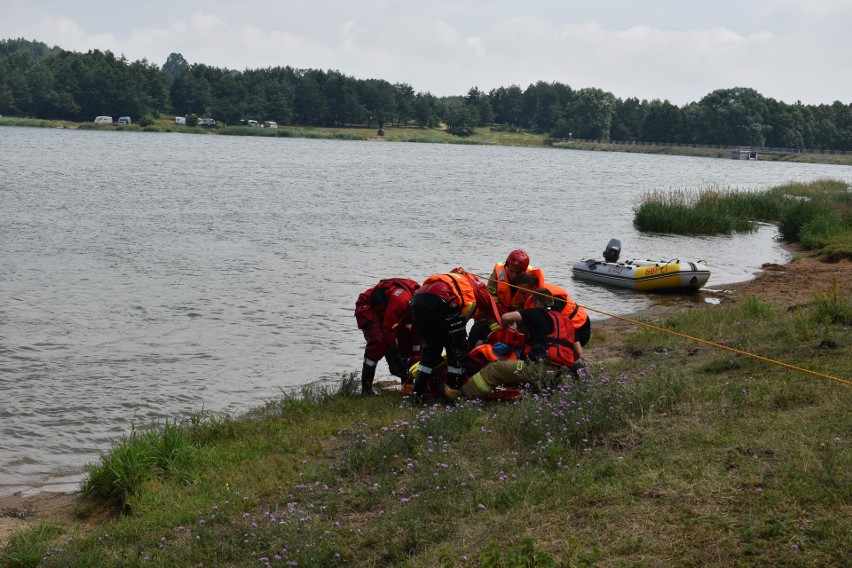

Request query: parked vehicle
[
  {"left": 174, "top": 116, "right": 186, "bottom": 126},
  {"left": 94, "top": 116, "right": 113, "bottom": 125},
  {"left": 197, "top": 118, "right": 216, "bottom": 127},
  {"left": 117, "top": 116, "right": 132, "bottom": 125},
  {"left": 247, "top": 119, "right": 260, "bottom": 127},
  {"left": 263, "top": 121, "right": 278, "bottom": 129}
]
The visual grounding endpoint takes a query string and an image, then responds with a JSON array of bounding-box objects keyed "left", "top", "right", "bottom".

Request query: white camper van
[{"left": 94, "top": 116, "right": 113, "bottom": 125}]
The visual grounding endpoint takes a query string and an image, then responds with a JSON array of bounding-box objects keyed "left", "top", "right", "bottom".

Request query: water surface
[{"left": 2, "top": 126, "right": 850, "bottom": 495}]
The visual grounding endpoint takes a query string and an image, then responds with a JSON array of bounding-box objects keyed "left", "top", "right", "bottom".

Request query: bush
[
  {"left": 550, "top": 118, "right": 572, "bottom": 140},
  {"left": 812, "top": 282, "right": 852, "bottom": 325},
  {"left": 777, "top": 200, "right": 822, "bottom": 242},
  {"left": 799, "top": 212, "right": 846, "bottom": 249}
]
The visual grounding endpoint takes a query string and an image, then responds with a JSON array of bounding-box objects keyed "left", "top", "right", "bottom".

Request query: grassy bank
[
  {"left": 3, "top": 115, "right": 851, "bottom": 165},
  {"left": 2, "top": 282, "right": 850, "bottom": 566}
]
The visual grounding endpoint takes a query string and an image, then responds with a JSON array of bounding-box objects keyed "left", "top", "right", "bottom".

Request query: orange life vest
[
  {"left": 523, "top": 282, "right": 589, "bottom": 329},
  {"left": 422, "top": 272, "right": 478, "bottom": 320},
  {"left": 527, "top": 310, "right": 576, "bottom": 367},
  {"left": 491, "top": 263, "right": 545, "bottom": 310},
  {"left": 468, "top": 343, "right": 518, "bottom": 367}
]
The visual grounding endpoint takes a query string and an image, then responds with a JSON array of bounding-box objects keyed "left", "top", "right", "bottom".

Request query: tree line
[{"left": 2, "top": 38, "right": 851, "bottom": 150}]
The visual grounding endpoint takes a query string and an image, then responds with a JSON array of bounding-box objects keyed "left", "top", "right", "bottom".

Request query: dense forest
[{"left": 2, "top": 38, "right": 851, "bottom": 150}]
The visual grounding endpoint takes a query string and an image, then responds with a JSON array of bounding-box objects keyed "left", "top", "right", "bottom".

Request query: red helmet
[{"left": 505, "top": 249, "right": 530, "bottom": 272}]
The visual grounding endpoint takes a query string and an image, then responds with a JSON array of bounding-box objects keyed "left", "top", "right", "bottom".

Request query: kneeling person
[{"left": 456, "top": 288, "right": 582, "bottom": 400}]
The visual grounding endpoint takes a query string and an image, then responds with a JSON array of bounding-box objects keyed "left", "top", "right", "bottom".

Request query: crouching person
[
  {"left": 355, "top": 278, "right": 421, "bottom": 395},
  {"left": 448, "top": 288, "right": 584, "bottom": 400},
  {"left": 408, "top": 268, "right": 501, "bottom": 403}
]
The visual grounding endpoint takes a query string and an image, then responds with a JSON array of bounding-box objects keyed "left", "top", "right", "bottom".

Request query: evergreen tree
[{"left": 162, "top": 52, "right": 189, "bottom": 83}]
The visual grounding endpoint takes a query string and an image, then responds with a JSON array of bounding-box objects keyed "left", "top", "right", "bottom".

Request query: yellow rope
[
  {"left": 584, "top": 305, "right": 850, "bottom": 386},
  {"left": 477, "top": 272, "right": 851, "bottom": 387}
]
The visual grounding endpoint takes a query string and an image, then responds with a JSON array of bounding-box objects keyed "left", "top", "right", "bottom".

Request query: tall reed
[{"left": 633, "top": 181, "right": 851, "bottom": 256}]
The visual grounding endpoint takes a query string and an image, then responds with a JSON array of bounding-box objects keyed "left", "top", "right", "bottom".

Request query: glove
[
  {"left": 572, "top": 359, "right": 588, "bottom": 373},
  {"left": 386, "top": 349, "right": 407, "bottom": 378},
  {"left": 492, "top": 342, "right": 511, "bottom": 356}
]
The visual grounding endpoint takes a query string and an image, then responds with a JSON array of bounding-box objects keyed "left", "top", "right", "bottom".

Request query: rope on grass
[{"left": 582, "top": 305, "right": 850, "bottom": 387}]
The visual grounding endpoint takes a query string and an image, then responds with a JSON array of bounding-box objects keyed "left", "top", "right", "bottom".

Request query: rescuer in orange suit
[
  {"left": 468, "top": 249, "right": 545, "bottom": 345},
  {"left": 355, "top": 278, "right": 421, "bottom": 395},
  {"left": 408, "top": 268, "right": 501, "bottom": 402},
  {"left": 515, "top": 274, "right": 591, "bottom": 357}
]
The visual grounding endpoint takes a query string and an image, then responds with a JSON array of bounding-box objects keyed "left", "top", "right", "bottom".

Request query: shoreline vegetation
[
  {"left": 2, "top": 114, "right": 852, "bottom": 166},
  {"left": 633, "top": 179, "right": 852, "bottom": 259},
  {"left": 1, "top": 192, "right": 850, "bottom": 564}
]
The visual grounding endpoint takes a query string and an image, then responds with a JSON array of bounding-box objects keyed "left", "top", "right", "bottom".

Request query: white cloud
[{"left": 0, "top": 1, "right": 849, "bottom": 104}]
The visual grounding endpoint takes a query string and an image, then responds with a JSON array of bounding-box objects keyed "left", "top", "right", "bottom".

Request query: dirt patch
[{"left": 0, "top": 492, "right": 80, "bottom": 546}]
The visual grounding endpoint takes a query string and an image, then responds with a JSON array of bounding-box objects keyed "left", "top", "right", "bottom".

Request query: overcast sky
[{"left": 2, "top": 0, "right": 849, "bottom": 106}]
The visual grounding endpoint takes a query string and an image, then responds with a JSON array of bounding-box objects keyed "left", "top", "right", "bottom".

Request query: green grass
[
  {"left": 812, "top": 281, "right": 852, "bottom": 325},
  {"left": 80, "top": 417, "right": 204, "bottom": 513},
  {"left": 0, "top": 116, "right": 74, "bottom": 128},
  {"left": 633, "top": 180, "right": 852, "bottom": 257},
  {"left": 2, "top": 289, "right": 849, "bottom": 567}
]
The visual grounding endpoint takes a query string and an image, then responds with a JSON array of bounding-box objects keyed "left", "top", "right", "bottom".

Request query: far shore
[{"left": 2, "top": 116, "right": 851, "bottom": 166}]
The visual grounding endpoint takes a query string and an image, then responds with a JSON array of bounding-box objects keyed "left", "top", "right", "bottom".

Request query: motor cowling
[{"left": 603, "top": 239, "right": 621, "bottom": 262}]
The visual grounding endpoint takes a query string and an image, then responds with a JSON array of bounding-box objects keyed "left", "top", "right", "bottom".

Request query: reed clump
[{"left": 634, "top": 180, "right": 852, "bottom": 257}]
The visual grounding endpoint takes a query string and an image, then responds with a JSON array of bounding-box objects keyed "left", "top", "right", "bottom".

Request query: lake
[{"left": 2, "top": 126, "right": 850, "bottom": 496}]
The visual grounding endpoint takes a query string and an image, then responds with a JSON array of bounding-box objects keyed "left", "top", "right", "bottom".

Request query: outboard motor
[{"left": 603, "top": 239, "right": 621, "bottom": 263}]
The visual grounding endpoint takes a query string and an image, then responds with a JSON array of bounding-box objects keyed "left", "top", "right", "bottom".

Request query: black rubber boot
[
  {"left": 361, "top": 363, "right": 377, "bottom": 396},
  {"left": 410, "top": 369, "right": 431, "bottom": 403},
  {"left": 446, "top": 372, "right": 464, "bottom": 390}
]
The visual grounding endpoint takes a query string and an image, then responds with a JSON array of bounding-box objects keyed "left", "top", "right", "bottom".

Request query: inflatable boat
[{"left": 572, "top": 239, "right": 711, "bottom": 292}]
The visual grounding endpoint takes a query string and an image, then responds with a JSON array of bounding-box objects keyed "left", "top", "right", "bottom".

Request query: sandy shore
[{"left": 2, "top": 255, "right": 849, "bottom": 546}]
